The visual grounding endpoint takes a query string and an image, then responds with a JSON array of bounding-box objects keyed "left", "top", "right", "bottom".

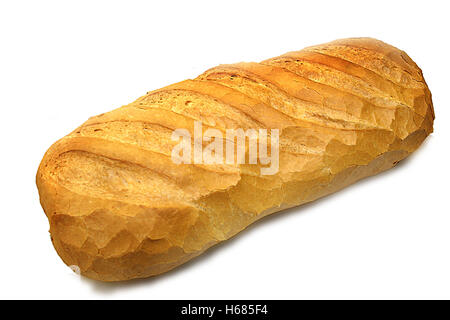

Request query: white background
[{"left": 0, "top": 0, "right": 448, "bottom": 299}]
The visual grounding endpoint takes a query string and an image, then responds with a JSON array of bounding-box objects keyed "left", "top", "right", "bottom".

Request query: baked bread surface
[{"left": 37, "top": 38, "right": 434, "bottom": 281}]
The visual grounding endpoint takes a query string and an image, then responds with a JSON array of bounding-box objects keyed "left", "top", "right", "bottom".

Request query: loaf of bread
[{"left": 36, "top": 38, "right": 434, "bottom": 281}]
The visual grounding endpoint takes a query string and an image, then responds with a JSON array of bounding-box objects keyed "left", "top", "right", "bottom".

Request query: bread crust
[{"left": 36, "top": 38, "right": 434, "bottom": 281}]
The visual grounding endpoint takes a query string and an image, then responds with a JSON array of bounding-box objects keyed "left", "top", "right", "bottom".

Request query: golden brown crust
[{"left": 36, "top": 38, "right": 434, "bottom": 281}]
